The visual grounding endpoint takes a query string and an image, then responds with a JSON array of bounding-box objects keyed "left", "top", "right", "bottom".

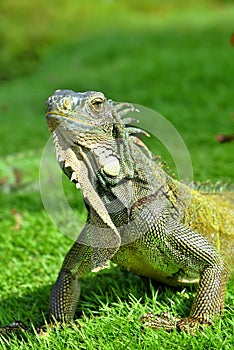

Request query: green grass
[{"left": 0, "top": 1, "right": 234, "bottom": 349}]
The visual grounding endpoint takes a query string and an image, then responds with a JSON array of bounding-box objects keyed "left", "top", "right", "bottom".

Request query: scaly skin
[{"left": 44, "top": 90, "right": 233, "bottom": 333}]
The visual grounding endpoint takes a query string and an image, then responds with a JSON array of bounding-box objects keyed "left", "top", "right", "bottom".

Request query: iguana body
[{"left": 44, "top": 90, "right": 234, "bottom": 332}]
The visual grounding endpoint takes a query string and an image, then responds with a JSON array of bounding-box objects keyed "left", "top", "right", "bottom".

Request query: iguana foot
[
  {"left": 141, "top": 312, "right": 179, "bottom": 332},
  {"left": 141, "top": 313, "right": 211, "bottom": 334},
  {"left": 0, "top": 320, "right": 28, "bottom": 334},
  {"left": 0, "top": 319, "right": 81, "bottom": 339},
  {"left": 176, "top": 316, "right": 212, "bottom": 333},
  {"left": 0, "top": 320, "right": 28, "bottom": 336}
]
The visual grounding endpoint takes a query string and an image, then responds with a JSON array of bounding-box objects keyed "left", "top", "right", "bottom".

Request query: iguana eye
[{"left": 91, "top": 97, "right": 105, "bottom": 111}]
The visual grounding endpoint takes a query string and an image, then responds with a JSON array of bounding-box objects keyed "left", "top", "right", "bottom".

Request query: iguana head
[
  {"left": 45, "top": 90, "right": 143, "bottom": 185},
  {"left": 46, "top": 89, "right": 139, "bottom": 142},
  {"left": 46, "top": 90, "right": 115, "bottom": 135}
]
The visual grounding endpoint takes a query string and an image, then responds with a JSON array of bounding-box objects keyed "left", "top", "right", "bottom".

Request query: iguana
[
  {"left": 43, "top": 89, "right": 234, "bottom": 333},
  {"left": 1, "top": 90, "right": 233, "bottom": 335}
]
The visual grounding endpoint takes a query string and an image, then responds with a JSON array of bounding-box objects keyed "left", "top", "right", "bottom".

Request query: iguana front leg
[
  {"left": 49, "top": 234, "right": 88, "bottom": 321},
  {"left": 49, "top": 218, "right": 119, "bottom": 322},
  {"left": 141, "top": 217, "right": 228, "bottom": 333}
]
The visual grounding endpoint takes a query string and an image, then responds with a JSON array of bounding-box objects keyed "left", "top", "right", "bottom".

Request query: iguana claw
[
  {"left": 141, "top": 312, "right": 212, "bottom": 334},
  {"left": 141, "top": 312, "right": 179, "bottom": 332},
  {"left": 0, "top": 320, "right": 28, "bottom": 336}
]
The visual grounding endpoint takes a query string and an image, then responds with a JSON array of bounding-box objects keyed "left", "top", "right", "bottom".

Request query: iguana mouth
[
  {"left": 46, "top": 112, "right": 98, "bottom": 133},
  {"left": 46, "top": 111, "right": 94, "bottom": 124}
]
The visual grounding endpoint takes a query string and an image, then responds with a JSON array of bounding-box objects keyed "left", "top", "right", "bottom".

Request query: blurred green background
[{"left": 0, "top": 0, "right": 233, "bottom": 180}]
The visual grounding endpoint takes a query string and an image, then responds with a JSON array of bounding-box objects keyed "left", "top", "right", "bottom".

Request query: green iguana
[
  {"left": 1, "top": 90, "right": 233, "bottom": 335},
  {"left": 44, "top": 89, "right": 234, "bottom": 333}
]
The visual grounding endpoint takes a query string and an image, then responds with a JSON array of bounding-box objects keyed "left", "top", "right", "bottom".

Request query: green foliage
[{"left": 0, "top": 1, "right": 233, "bottom": 349}]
